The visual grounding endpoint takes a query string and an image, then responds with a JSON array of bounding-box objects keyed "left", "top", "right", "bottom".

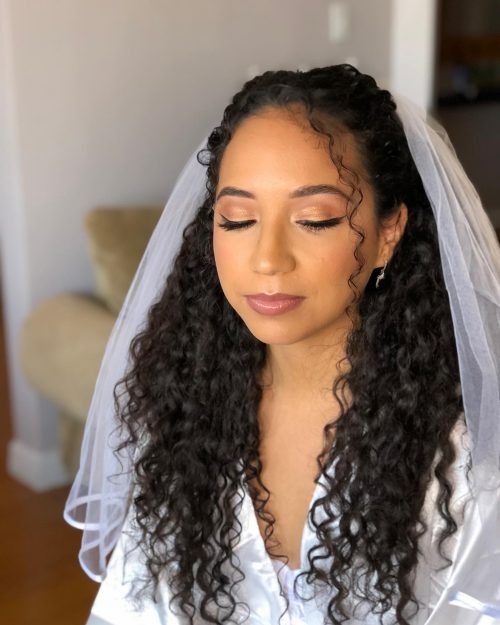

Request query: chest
[{"left": 248, "top": 400, "right": 337, "bottom": 570}]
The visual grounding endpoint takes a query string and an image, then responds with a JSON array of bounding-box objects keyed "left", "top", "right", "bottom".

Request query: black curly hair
[{"left": 111, "top": 64, "right": 467, "bottom": 625}]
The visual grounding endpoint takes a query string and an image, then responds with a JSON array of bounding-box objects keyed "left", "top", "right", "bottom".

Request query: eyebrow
[{"left": 215, "top": 183, "right": 351, "bottom": 203}]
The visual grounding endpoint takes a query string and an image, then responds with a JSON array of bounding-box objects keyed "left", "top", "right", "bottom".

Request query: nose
[{"left": 250, "top": 220, "right": 296, "bottom": 275}]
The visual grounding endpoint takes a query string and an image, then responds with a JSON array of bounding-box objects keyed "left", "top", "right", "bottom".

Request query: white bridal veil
[{"left": 63, "top": 92, "right": 500, "bottom": 618}]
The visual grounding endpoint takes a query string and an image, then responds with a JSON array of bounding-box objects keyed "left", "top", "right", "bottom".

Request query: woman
[{"left": 66, "top": 65, "right": 500, "bottom": 625}]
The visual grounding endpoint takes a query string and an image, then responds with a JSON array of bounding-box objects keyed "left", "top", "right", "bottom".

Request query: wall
[{"left": 390, "top": 0, "right": 437, "bottom": 111}]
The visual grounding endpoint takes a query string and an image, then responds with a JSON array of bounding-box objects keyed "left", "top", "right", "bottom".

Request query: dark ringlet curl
[{"left": 111, "top": 64, "right": 466, "bottom": 625}]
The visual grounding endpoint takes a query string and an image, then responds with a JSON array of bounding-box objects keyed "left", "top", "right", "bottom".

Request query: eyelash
[{"left": 216, "top": 217, "right": 344, "bottom": 232}]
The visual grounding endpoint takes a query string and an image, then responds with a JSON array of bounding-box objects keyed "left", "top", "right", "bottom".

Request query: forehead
[{"left": 218, "top": 106, "right": 367, "bottom": 189}]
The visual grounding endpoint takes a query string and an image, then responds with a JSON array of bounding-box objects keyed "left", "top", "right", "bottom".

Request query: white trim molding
[
  {"left": 7, "top": 438, "right": 71, "bottom": 491},
  {"left": 390, "top": 0, "right": 438, "bottom": 111}
]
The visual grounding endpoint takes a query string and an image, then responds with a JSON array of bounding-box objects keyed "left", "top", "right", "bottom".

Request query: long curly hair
[{"left": 112, "top": 64, "right": 467, "bottom": 625}]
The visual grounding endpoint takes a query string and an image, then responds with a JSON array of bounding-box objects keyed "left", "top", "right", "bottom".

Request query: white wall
[
  {"left": 1, "top": 0, "right": 434, "bottom": 490},
  {"left": 390, "top": 0, "right": 437, "bottom": 111}
]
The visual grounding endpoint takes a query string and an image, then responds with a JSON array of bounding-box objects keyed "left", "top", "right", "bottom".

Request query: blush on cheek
[
  {"left": 213, "top": 238, "right": 234, "bottom": 265},
  {"left": 213, "top": 238, "right": 239, "bottom": 288},
  {"left": 320, "top": 245, "right": 356, "bottom": 275},
  {"left": 338, "top": 253, "right": 358, "bottom": 276},
  {"left": 331, "top": 248, "right": 373, "bottom": 292}
]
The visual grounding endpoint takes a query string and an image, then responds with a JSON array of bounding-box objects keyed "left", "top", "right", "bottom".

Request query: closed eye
[{"left": 216, "top": 216, "right": 344, "bottom": 232}]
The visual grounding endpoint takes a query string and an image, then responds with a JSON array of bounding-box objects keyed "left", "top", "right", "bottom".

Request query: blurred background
[{"left": 0, "top": 1, "right": 499, "bottom": 623}]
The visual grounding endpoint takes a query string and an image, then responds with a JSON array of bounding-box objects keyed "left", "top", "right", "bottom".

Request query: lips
[
  {"left": 244, "top": 293, "right": 305, "bottom": 316},
  {"left": 246, "top": 292, "right": 303, "bottom": 302}
]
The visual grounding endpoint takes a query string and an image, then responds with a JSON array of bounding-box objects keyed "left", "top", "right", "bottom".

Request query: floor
[{"left": 0, "top": 298, "right": 97, "bottom": 625}]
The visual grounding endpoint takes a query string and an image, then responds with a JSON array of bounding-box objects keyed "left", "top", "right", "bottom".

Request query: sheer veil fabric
[{"left": 64, "top": 92, "right": 500, "bottom": 619}]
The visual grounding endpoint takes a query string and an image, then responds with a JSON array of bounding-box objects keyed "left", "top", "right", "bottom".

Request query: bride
[{"left": 65, "top": 64, "right": 500, "bottom": 625}]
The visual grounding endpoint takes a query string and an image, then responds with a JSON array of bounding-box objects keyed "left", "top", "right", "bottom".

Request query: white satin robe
[{"left": 86, "top": 415, "right": 500, "bottom": 625}]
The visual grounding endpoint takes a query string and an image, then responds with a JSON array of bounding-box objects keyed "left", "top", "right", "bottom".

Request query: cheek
[
  {"left": 213, "top": 234, "right": 241, "bottom": 284},
  {"left": 213, "top": 233, "right": 229, "bottom": 262},
  {"left": 310, "top": 238, "right": 375, "bottom": 315},
  {"left": 316, "top": 231, "right": 377, "bottom": 296},
  {"left": 313, "top": 239, "right": 357, "bottom": 285}
]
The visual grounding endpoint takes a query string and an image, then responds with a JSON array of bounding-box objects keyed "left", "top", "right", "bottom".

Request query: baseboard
[{"left": 6, "top": 437, "right": 72, "bottom": 491}]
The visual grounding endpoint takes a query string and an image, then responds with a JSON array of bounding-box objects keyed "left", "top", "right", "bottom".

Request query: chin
[{"left": 241, "top": 318, "right": 310, "bottom": 346}]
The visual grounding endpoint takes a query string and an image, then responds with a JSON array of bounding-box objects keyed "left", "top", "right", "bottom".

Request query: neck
[{"left": 258, "top": 329, "right": 352, "bottom": 407}]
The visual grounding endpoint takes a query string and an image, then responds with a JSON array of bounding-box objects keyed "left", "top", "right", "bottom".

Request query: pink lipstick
[{"left": 245, "top": 293, "right": 305, "bottom": 316}]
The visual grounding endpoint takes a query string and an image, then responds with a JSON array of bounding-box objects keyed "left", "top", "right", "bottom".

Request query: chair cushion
[
  {"left": 20, "top": 293, "right": 116, "bottom": 422},
  {"left": 84, "top": 206, "right": 163, "bottom": 314}
]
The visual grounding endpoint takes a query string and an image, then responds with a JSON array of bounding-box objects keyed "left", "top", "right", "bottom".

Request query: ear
[{"left": 375, "top": 202, "right": 408, "bottom": 266}]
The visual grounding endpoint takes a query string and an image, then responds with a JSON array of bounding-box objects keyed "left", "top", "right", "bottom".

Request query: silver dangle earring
[{"left": 375, "top": 258, "right": 388, "bottom": 288}]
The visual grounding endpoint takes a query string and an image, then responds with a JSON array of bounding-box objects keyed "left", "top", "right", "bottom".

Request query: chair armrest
[{"left": 20, "top": 293, "right": 117, "bottom": 423}]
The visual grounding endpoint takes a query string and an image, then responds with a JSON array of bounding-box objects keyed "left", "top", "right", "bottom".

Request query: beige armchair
[{"left": 20, "top": 206, "right": 163, "bottom": 478}]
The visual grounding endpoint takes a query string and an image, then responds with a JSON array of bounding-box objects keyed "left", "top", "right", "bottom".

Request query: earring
[{"left": 375, "top": 258, "right": 388, "bottom": 289}]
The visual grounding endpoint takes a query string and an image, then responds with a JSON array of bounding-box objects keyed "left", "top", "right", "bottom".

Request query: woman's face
[{"left": 213, "top": 106, "right": 393, "bottom": 347}]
